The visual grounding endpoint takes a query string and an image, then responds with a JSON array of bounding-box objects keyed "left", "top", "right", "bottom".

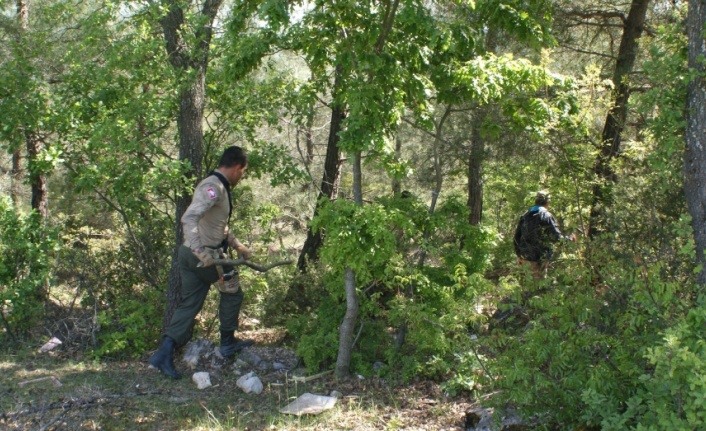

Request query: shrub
[{"left": 0, "top": 198, "right": 57, "bottom": 339}]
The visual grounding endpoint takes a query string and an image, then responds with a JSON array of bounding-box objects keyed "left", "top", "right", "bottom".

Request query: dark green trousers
[{"left": 165, "top": 245, "right": 244, "bottom": 346}]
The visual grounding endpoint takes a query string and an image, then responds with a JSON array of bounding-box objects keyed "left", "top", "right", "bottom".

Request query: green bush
[
  {"left": 55, "top": 218, "right": 170, "bottom": 358},
  {"left": 485, "top": 220, "right": 697, "bottom": 429},
  {"left": 94, "top": 289, "right": 162, "bottom": 358},
  {"left": 0, "top": 198, "right": 57, "bottom": 339},
  {"left": 583, "top": 304, "right": 706, "bottom": 430},
  {"left": 289, "top": 195, "right": 495, "bottom": 380}
]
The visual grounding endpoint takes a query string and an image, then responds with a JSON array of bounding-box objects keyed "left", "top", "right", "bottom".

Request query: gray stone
[
  {"left": 192, "top": 372, "right": 212, "bottom": 390},
  {"left": 236, "top": 371, "right": 263, "bottom": 394},
  {"left": 239, "top": 350, "right": 263, "bottom": 367}
]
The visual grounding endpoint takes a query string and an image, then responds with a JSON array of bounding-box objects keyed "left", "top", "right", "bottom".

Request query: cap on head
[{"left": 535, "top": 190, "right": 550, "bottom": 206}]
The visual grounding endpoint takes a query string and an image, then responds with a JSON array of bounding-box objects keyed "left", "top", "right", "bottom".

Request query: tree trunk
[
  {"left": 18, "top": 0, "right": 48, "bottom": 221},
  {"left": 588, "top": 0, "right": 650, "bottom": 238},
  {"left": 11, "top": 142, "right": 22, "bottom": 209},
  {"left": 296, "top": 68, "right": 345, "bottom": 272},
  {"left": 165, "top": 79, "right": 207, "bottom": 328},
  {"left": 26, "top": 131, "right": 47, "bottom": 220},
  {"left": 466, "top": 31, "right": 497, "bottom": 228},
  {"left": 684, "top": 0, "right": 706, "bottom": 286},
  {"left": 392, "top": 135, "right": 402, "bottom": 196},
  {"left": 336, "top": 267, "right": 359, "bottom": 378},
  {"left": 336, "top": 151, "right": 363, "bottom": 379},
  {"left": 160, "top": 0, "right": 222, "bottom": 329},
  {"left": 10, "top": 0, "right": 28, "bottom": 209},
  {"left": 467, "top": 110, "right": 486, "bottom": 226},
  {"left": 305, "top": 105, "right": 315, "bottom": 169}
]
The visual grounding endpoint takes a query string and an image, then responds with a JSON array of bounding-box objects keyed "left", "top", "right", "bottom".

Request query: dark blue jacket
[{"left": 513, "top": 206, "right": 566, "bottom": 262}]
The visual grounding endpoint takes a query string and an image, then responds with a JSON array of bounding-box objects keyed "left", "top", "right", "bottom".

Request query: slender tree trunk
[
  {"left": 336, "top": 267, "right": 359, "bottom": 378},
  {"left": 10, "top": 0, "right": 28, "bottom": 209},
  {"left": 160, "top": 0, "right": 223, "bottom": 329},
  {"left": 467, "top": 110, "right": 486, "bottom": 226},
  {"left": 336, "top": 0, "right": 399, "bottom": 378},
  {"left": 19, "top": 0, "right": 48, "bottom": 221},
  {"left": 466, "top": 31, "right": 497, "bottom": 228},
  {"left": 336, "top": 151, "right": 363, "bottom": 379},
  {"left": 15, "top": 0, "right": 49, "bottom": 303},
  {"left": 26, "top": 131, "right": 47, "bottom": 220},
  {"left": 11, "top": 150, "right": 22, "bottom": 208},
  {"left": 305, "top": 107, "right": 315, "bottom": 169},
  {"left": 392, "top": 135, "right": 403, "bottom": 196},
  {"left": 297, "top": 67, "right": 345, "bottom": 272},
  {"left": 588, "top": 0, "right": 650, "bottom": 238},
  {"left": 684, "top": 0, "right": 706, "bottom": 286}
]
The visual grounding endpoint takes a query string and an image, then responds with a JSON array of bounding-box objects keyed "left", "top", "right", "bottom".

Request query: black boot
[
  {"left": 220, "top": 331, "right": 254, "bottom": 357},
  {"left": 149, "top": 336, "right": 181, "bottom": 379}
]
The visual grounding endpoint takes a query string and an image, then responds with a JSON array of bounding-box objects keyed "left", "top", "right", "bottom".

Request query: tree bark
[
  {"left": 16, "top": 0, "right": 48, "bottom": 220},
  {"left": 467, "top": 110, "right": 486, "bottom": 226},
  {"left": 296, "top": 67, "right": 345, "bottom": 272},
  {"left": 588, "top": 0, "right": 650, "bottom": 238},
  {"left": 10, "top": 0, "right": 28, "bottom": 210},
  {"left": 11, "top": 150, "right": 22, "bottom": 208},
  {"left": 684, "top": 0, "right": 706, "bottom": 286},
  {"left": 335, "top": 0, "right": 399, "bottom": 378},
  {"left": 336, "top": 151, "right": 363, "bottom": 379},
  {"left": 392, "top": 135, "right": 403, "bottom": 196},
  {"left": 466, "top": 31, "right": 497, "bottom": 228},
  {"left": 336, "top": 267, "right": 359, "bottom": 378},
  {"left": 26, "top": 131, "right": 47, "bottom": 220},
  {"left": 11, "top": 0, "right": 26, "bottom": 209},
  {"left": 160, "top": 0, "right": 223, "bottom": 329}
]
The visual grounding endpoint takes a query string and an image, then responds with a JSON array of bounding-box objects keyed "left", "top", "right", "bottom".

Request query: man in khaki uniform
[{"left": 150, "top": 146, "right": 253, "bottom": 379}]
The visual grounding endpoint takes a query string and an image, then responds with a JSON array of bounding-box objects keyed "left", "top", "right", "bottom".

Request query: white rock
[
  {"left": 183, "top": 339, "right": 214, "bottom": 368},
  {"left": 280, "top": 393, "right": 337, "bottom": 416},
  {"left": 236, "top": 371, "right": 263, "bottom": 394},
  {"left": 39, "top": 337, "right": 62, "bottom": 353},
  {"left": 192, "top": 372, "right": 212, "bottom": 390}
]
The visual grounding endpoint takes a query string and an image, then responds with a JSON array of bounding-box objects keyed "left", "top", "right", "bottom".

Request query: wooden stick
[
  {"left": 289, "top": 370, "right": 333, "bottom": 383},
  {"left": 18, "top": 376, "right": 62, "bottom": 388},
  {"left": 199, "top": 259, "right": 294, "bottom": 272}
]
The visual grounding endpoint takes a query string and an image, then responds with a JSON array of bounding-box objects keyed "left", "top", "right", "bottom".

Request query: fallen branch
[
  {"left": 204, "top": 259, "right": 294, "bottom": 273},
  {"left": 289, "top": 370, "right": 333, "bottom": 383},
  {"left": 18, "top": 376, "right": 62, "bottom": 388}
]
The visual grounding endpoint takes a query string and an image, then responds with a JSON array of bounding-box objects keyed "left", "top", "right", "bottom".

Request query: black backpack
[{"left": 515, "top": 211, "right": 544, "bottom": 261}]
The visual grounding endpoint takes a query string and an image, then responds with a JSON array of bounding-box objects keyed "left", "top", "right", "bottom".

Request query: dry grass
[{"left": 0, "top": 336, "right": 473, "bottom": 431}]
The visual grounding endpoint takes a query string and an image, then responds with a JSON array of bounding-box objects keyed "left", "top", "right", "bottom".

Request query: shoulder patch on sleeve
[{"left": 205, "top": 186, "right": 218, "bottom": 200}]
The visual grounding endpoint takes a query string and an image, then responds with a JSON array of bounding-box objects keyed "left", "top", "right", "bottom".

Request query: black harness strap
[
  {"left": 208, "top": 170, "right": 233, "bottom": 220},
  {"left": 208, "top": 170, "right": 233, "bottom": 252}
]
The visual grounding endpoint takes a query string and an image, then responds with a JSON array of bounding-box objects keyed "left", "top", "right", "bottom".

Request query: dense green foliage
[
  {"left": 0, "top": 198, "right": 57, "bottom": 337},
  {"left": 1, "top": 0, "right": 705, "bottom": 428}
]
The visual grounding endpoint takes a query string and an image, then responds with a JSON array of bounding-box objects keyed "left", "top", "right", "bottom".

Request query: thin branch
[
  {"left": 206, "top": 258, "right": 294, "bottom": 272},
  {"left": 557, "top": 44, "right": 618, "bottom": 60}
]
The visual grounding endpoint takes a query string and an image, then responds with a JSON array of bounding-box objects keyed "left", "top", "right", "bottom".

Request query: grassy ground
[{"left": 0, "top": 337, "right": 473, "bottom": 431}]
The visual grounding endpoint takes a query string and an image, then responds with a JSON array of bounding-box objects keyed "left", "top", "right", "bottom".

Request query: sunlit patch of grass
[{"left": 0, "top": 342, "right": 471, "bottom": 430}]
